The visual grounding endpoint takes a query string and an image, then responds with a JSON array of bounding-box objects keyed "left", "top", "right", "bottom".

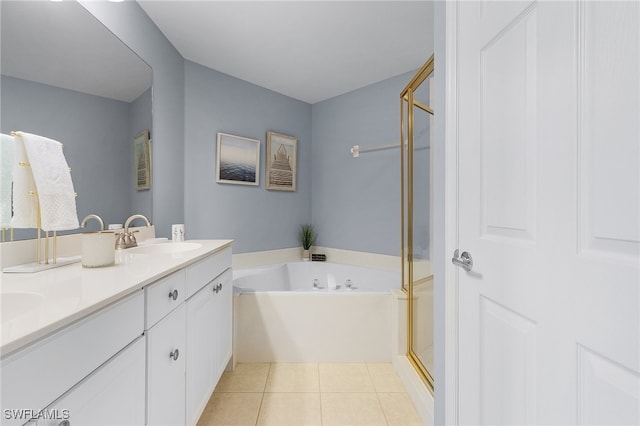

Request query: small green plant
[{"left": 299, "top": 224, "right": 315, "bottom": 250}]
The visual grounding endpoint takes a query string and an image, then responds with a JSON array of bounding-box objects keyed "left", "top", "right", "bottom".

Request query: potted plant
[{"left": 299, "top": 224, "right": 315, "bottom": 261}]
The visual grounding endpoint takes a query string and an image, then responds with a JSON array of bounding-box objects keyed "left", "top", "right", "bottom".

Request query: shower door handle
[{"left": 452, "top": 249, "right": 473, "bottom": 272}]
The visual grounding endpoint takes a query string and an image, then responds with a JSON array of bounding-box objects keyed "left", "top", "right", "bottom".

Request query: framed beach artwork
[
  {"left": 216, "top": 132, "right": 260, "bottom": 186},
  {"left": 265, "top": 131, "right": 297, "bottom": 191},
  {"left": 134, "top": 130, "right": 151, "bottom": 190}
]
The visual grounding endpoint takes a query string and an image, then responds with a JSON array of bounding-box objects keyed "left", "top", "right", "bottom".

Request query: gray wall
[
  {"left": 80, "top": 0, "right": 185, "bottom": 239},
  {"left": 1, "top": 75, "right": 132, "bottom": 236},
  {"left": 184, "top": 61, "right": 312, "bottom": 254},
  {"left": 311, "top": 71, "right": 415, "bottom": 257},
  {"left": 80, "top": 1, "right": 421, "bottom": 258}
]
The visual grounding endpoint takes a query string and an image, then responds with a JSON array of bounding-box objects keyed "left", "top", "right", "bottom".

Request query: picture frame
[
  {"left": 134, "top": 130, "right": 151, "bottom": 190},
  {"left": 216, "top": 132, "right": 260, "bottom": 186},
  {"left": 265, "top": 131, "right": 297, "bottom": 191}
]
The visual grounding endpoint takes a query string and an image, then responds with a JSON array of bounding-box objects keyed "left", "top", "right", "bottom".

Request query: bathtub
[{"left": 233, "top": 262, "right": 399, "bottom": 362}]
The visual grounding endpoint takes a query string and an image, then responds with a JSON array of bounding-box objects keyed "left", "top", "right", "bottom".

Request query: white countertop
[{"left": 0, "top": 239, "right": 232, "bottom": 358}]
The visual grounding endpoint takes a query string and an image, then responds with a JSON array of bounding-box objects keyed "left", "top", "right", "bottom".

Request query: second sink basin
[{"left": 130, "top": 242, "right": 203, "bottom": 255}]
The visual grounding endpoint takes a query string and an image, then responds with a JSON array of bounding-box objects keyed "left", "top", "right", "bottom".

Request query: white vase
[{"left": 302, "top": 248, "right": 310, "bottom": 261}]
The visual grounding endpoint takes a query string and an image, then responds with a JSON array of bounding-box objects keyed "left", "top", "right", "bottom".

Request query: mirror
[{"left": 1, "top": 1, "right": 152, "bottom": 240}]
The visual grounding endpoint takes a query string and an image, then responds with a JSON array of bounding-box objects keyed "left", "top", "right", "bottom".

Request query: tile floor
[{"left": 197, "top": 363, "right": 423, "bottom": 426}]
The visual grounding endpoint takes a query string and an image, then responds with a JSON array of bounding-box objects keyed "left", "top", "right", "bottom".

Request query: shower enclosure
[{"left": 401, "top": 56, "right": 434, "bottom": 391}]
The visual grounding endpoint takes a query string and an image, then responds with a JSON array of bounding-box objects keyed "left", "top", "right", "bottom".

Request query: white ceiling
[{"left": 138, "top": 1, "right": 434, "bottom": 104}]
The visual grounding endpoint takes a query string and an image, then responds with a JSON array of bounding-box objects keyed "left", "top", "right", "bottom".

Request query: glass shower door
[{"left": 401, "top": 56, "right": 434, "bottom": 391}]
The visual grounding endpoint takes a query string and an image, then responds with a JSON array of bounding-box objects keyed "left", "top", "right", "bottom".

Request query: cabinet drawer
[
  {"left": 0, "top": 291, "right": 144, "bottom": 426},
  {"left": 145, "top": 269, "right": 186, "bottom": 329},
  {"left": 185, "top": 247, "right": 231, "bottom": 299}
]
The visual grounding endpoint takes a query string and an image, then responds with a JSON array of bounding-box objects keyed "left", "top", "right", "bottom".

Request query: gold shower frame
[{"left": 400, "top": 55, "right": 435, "bottom": 393}]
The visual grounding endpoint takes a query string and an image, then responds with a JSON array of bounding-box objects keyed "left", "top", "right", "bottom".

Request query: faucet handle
[{"left": 115, "top": 233, "right": 127, "bottom": 250}]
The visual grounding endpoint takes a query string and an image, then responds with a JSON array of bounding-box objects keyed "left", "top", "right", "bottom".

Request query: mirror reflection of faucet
[{"left": 80, "top": 214, "right": 104, "bottom": 231}]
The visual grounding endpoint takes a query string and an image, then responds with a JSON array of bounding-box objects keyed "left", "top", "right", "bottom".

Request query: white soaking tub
[{"left": 233, "top": 262, "right": 399, "bottom": 362}]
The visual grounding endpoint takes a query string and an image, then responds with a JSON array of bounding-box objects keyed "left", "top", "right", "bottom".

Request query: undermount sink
[
  {"left": 130, "top": 242, "right": 203, "bottom": 255},
  {"left": 1, "top": 292, "right": 45, "bottom": 331}
]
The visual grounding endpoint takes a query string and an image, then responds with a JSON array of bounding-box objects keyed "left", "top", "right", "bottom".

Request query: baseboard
[
  {"left": 393, "top": 355, "right": 434, "bottom": 426},
  {"left": 232, "top": 246, "right": 402, "bottom": 271},
  {"left": 232, "top": 247, "right": 302, "bottom": 269}
]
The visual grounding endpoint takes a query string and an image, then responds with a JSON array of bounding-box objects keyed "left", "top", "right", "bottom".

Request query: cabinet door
[
  {"left": 214, "top": 270, "right": 233, "bottom": 381},
  {"left": 146, "top": 304, "right": 186, "bottom": 426},
  {"left": 185, "top": 282, "right": 216, "bottom": 426},
  {"left": 43, "top": 337, "right": 146, "bottom": 426}
]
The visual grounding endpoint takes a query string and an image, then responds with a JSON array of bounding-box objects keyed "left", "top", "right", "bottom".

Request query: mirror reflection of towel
[
  {"left": 13, "top": 132, "right": 79, "bottom": 231},
  {"left": 1, "top": 133, "right": 16, "bottom": 228},
  {"left": 10, "top": 134, "right": 38, "bottom": 229}
]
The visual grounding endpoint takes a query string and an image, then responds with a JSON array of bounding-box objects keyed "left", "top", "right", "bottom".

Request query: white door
[{"left": 455, "top": 1, "right": 639, "bottom": 424}]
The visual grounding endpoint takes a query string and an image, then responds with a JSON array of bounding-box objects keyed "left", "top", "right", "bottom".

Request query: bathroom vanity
[{"left": 0, "top": 240, "right": 232, "bottom": 426}]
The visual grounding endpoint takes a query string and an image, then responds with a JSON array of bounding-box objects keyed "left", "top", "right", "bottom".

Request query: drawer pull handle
[
  {"left": 169, "top": 349, "right": 180, "bottom": 361},
  {"left": 169, "top": 289, "right": 178, "bottom": 301},
  {"left": 212, "top": 282, "right": 223, "bottom": 293}
]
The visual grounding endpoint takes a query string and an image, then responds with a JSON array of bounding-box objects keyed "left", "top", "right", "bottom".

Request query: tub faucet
[
  {"left": 116, "top": 214, "right": 151, "bottom": 250},
  {"left": 345, "top": 279, "right": 353, "bottom": 289},
  {"left": 80, "top": 214, "right": 104, "bottom": 231}
]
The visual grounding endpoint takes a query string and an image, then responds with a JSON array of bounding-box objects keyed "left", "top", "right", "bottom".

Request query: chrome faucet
[
  {"left": 80, "top": 214, "right": 104, "bottom": 231},
  {"left": 116, "top": 214, "right": 151, "bottom": 250}
]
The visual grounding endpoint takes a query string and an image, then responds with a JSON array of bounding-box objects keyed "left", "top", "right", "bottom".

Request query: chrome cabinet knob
[{"left": 168, "top": 289, "right": 178, "bottom": 301}]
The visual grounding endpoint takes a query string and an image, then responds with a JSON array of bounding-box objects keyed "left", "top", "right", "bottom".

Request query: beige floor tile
[
  {"left": 197, "top": 392, "right": 263, "bottom": 426},
  {"left": 265, "top": 363, "right": 320, "bottom": 393},
  {"left": 367, "top": 363, "right": 407, "bottom": 393},
  {"left": 215, "top": 363, "right": 270, "bottom": 392},
  {"left": 321, "top": 393, "right": 387, "bottom": 426},
  {"left": 378, "top": 393, "right": 423, "bottom": 426},
  {"left": 319, "top": 363, "right": 375, "bottom": 393},
  {"left": 256, "top": 393, "right": 322, "bottom": 426}
]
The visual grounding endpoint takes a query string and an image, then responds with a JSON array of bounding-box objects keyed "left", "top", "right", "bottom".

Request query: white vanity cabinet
[
  {"left": 0, "top": 291, "right": 145, "bottom": 426},
  {"left": 0, "top": 240, "right": 233, "bottom": 426},
  {"left": 185, "top": 247, "right": 232, "bottom": 426}
]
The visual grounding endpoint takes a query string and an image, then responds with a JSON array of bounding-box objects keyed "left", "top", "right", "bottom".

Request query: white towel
[
  {"left": 1, "top": 134, "right": 16, "bottom": 228},
  {"left": 10, "top": 134, "right": 39, "bottom": 229},
  {"left": 15, "top": 131, "right": 79, "bottom": 232}
]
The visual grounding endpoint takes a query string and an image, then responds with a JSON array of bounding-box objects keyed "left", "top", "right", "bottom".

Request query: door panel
[
  {"left": 480, "top": 6, "right": 537, "bottom": 242},
  {"left": 578, "top": 1, "right": 640, "bottom": 262}
]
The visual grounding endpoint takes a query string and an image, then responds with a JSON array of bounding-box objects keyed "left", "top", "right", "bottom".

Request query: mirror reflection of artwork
[
  {"left": 134, "top": 130, "right": 151, "bottom": 190},
  {"left": 266, "top": 131, "right": 297, "bottom": 191},
  {"left": 216, "top": 133, "right": 260, "bottom": 186}
]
